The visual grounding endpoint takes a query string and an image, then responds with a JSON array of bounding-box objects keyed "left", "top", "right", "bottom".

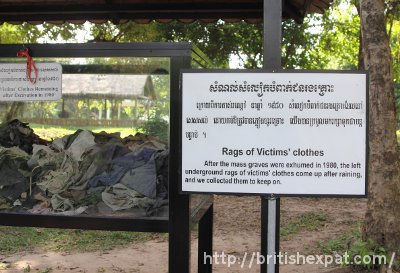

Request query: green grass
[
  {"left": 316, "top": 224, "right": 400, "bottom": 270},
  {"left": 317, "top": 223, "right": 361, "bottom": 254},
  {"left": 318, "top": 233, "right": 354, "bottom": 254},
  {"left": 281, "top": 212, "right": 329, "bottom": 240},
  {"left": 30, "top": 123, "right": 140, "bottom": 140},
  {"left": 0, "top": 226, "right": 157, "bottom": 254}
]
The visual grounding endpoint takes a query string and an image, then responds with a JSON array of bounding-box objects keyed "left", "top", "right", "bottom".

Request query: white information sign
[
  {"left": 0, "top": 63, "right": 62, "bottom": 101},
  {"left": 181, "top": 71, "right": 367, "bottom": 196}
]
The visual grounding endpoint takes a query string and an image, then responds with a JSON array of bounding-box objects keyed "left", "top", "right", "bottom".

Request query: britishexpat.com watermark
[{"left": 203, "top": 251, "right": 396, "bottom": 269}]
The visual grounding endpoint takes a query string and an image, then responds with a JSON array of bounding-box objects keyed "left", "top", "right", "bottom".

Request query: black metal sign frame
[{"left": 179, "top": 69, "right": 369, "bottom": 198}]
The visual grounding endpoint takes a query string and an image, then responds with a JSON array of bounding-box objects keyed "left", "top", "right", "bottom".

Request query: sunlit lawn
[{"left": 30, "top": 123, "right": 140, "bottom": 140}]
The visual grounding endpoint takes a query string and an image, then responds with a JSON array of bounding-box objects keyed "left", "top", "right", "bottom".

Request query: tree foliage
[
  {"left": 84, "top": 2, "right": 362, "bottom": 71},
  {"left": 0, "top": 23, "right": 82, "bottom": 44},
  {"left": 0, "top": 23, "right": 31, "bottom": 43},
  {"left": 391, "top": 21, "right": 400, "bottom": 122},
  {"left": 0, "top": 0, "right": 399, "bottom": 122}
]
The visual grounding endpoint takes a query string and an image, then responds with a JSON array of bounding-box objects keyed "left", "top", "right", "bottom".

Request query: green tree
[
  {"left": 316, "top": 2, "right": 360, "bottom": 69},
  {"left": 0, "top": 23, "right": 27, "bottom": 43},
  {"left": 0, "top": 22, "right": 81, "bottom": 44}
]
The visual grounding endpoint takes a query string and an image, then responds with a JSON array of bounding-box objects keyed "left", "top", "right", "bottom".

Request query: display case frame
[{"left": 0, "top": 42, "right": 213, "bottom": 234}]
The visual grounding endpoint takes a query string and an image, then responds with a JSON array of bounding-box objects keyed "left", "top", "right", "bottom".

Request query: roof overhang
[{"left": 0, "top": 0, "right": 332, "bottom": 25}]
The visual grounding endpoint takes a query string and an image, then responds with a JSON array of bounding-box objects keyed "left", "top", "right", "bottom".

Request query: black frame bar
[
  {"left": 168, "top": 52, "right": 192, "bottom": 273},
  {"left": 0, "top": 43, "right": 193, "bottom": 57},
  {"left": 198, "top": 204, "right": 213, "bottom": 273}
]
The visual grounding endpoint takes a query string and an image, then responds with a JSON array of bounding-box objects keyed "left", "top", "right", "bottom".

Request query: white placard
[
  {"left": 0, "top": 63, "right": 62, "bottom": 101},
  {"left": 181, "top": 71, "right": 367, "bottom": 196}
]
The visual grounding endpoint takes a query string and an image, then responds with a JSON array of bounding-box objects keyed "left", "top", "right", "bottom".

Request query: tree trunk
[{"left": 361, "top": 0, "right": 400, "bottom": 254}]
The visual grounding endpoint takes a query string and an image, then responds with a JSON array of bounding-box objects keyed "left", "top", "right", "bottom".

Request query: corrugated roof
[{"left": 0, "top": 0, "right": 332, "bottom": 24}]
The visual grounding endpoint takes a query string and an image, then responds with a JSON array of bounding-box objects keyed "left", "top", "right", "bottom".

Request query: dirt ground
[{"left": 0, "top": 196, "right": 369, "bottom": 273}]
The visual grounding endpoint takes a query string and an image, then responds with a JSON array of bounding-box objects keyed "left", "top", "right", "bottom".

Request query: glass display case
[{"left": 0, "top": 43, "right": 213, "bottom": 232}]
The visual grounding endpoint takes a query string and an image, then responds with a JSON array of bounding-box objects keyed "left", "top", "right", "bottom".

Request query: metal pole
[
  {"left": 198, "top": 204, "right": 213, "bottom": 273},
  {"left": 169, "top": 56, "right": 191, "bottom": 273},
  {"left": 263, "top": 0, "right": 282, "bottom": 69},
  {"left": 261, "top": 0, "right": 282, "bottom": 273},
  {"left": 267, "top": 198, "right": 277, "bottom": 273},
  {"left": 261, "top": 197, "right": 280, "bottom": 273}
]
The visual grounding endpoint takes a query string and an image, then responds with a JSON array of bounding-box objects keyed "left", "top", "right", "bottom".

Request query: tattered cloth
[
  {"left": 22, "top": 129, "right": 169, "bottom": 215},
  {"left": 0, "top": 146, "right": 31, "bottom": 208},
  {"left": 0, "top": 119, "right": 49, "bottom": 154}
]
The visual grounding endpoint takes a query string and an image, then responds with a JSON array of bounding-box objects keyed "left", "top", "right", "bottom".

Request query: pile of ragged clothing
[{"left": 0, "top": 120, "right": 169, "bottom": 217}]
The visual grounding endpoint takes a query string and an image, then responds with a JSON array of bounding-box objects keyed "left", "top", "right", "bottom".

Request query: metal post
[
  {"left": 198, "top": 204, "right": 213, "bottom": 273},
  {"left": 263, "top": 0, "right": 282, "bottom": 69},
  {"left": 169, "top": 56, "right": 191, "bottom": 273},
  {"left": 261, "top": 0, "right": 282, "bottom": 273},
  {"left": 261, "top": 197, "right": 281, "bottom": 273},
  {"left": 267, "top": 198, "right": 277, "bottom": 272}
]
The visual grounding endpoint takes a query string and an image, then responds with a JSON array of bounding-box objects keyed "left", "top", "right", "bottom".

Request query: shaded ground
[{"left": 0, "top": 196, "right": 378, "bottom": 273}]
